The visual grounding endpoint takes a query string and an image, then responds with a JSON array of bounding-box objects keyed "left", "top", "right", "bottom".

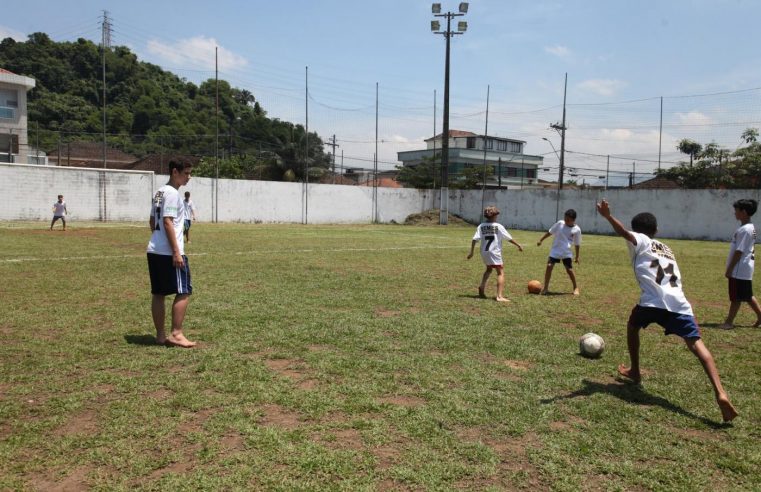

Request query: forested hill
[{"left": 0, "top": 33, "right": 329, "bottom": 179}]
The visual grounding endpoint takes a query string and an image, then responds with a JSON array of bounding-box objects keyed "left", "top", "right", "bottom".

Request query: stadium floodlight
[
  {"left": 432, "top": 3, "right": 441, "bottom": 13},
  {"left": 457, "top": 21, "right": 467, "bottom": 32},
  {"left": 431, "top": 20, "right": 441, "bottom": 31},
  {"left": 459, "top": 2, "right": 469, "bottom": 13}
]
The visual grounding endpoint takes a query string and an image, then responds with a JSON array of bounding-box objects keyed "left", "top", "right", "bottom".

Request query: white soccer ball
[{"left": 579, "top": 332, "right": 605, "bottom": 359}]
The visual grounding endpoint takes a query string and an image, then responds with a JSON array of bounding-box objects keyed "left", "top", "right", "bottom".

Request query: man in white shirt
[
  {"left": 147, "top": 160, "right": 196, "bottom": 348},
  {"left": 720, "top": 198, "right": 761, "bottom": 329},
  {"left": 50, "top": 195, "right": 68, "bottom": 231},
  {"left": 536, "top": 209, "right": 582, "bottom": 295},
  {"left": 596, "top": 199, "right": 737, "bottom": 423}
]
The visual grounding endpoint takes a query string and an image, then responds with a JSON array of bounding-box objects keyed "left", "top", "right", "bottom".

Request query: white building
[
  {"left": 397, "top": 130, "right": 543, "bottom": 188},
  {"left": 0, "top": 68, "right": 44, "bottom": 164}
]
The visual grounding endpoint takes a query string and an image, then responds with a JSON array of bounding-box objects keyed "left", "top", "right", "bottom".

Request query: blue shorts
[
  {"left": 184, "top": 219, "right": 191, "bottom": 232},
  {"left": 628, "top": 305, "right": 701, "bottom": 339},
  {"left": 147, "top": 253, "right": 192, "bottom": 296}
]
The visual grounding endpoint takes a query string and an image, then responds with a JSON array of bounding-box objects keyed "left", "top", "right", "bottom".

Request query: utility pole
[
  {"left": 550, "top": 72, "right": 568, "bottom": 190},
  {"left": 326, "top": 134, "right": 340, "bottom": 181},
  {"left": 101, "top": 10, "right": 111, "bottom": 169}
]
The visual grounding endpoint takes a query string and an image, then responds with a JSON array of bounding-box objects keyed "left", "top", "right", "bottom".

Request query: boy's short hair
[
  {"left": 564, "top": 209, "right": 577, "bottom": 219},
  {"left": 57, "top": 194, "right": 63, "bottom": 199},
  {"left": 484, "top": 206, "right": 500, "bottom": 218},
  {"left": 733, "top": 198, "right": 758, "bottom": 216},
  {"left": 631, "top": 212, "right": 657, "bottom": 237},
  {"left": 184, "top": 191, "right": 191, "bottom": 198},
  {"left": 168, "top": 160, "right": 193, "bottom": 175}
]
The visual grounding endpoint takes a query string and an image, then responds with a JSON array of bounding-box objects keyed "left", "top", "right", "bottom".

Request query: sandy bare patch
[
  {"left": 315, "top": 428, "right": 364, "bottom": 451},
  {"left": 29, "top": 466, "right": 90, "bottom": 491},
  {"left": 307, "top": 344, "right": 331, "bottom": 352},
  {"left": 220, "top": 433, "right": 246, "bottom": 452},
  {"left": 375, "top": 309, "right": 400, "bottom": 318},
  {"left": 54, "top": 409, "right": 99, "bottom": 437},
  {"left": 259, "top": 404, "right": 302, "bottom": 429},
  {"left": 503, "top": 360, "right": 532, "bottom": 371},
  {"left": 264, "top": 358, "right": 306, "bottom": 380},
  {"left": 297, "top": 379, "right": 319, "bottom": 390},
  {"left": 377, "top": 395, "right": 426, "bottom": 407},
  {"left": 145, "top": 388, "right": 173, "bottom": 400}
]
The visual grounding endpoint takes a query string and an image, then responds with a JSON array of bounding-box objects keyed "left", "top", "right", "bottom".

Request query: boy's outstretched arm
[
  {"left": 467, "top": 239, "right": 477, "bottom": 259},
  {"left": 537, "top": 232, "right": 551, "bottom": 246},
  {"left": 596, "top": 199, "right": 636, "bottom": 245},
  {"left": 509, "top": 239, "right": 524, "bottom": 252}
]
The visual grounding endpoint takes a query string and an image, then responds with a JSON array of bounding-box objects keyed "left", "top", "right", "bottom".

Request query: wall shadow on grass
[{"left": 540, "top": 378, "right": 729, "bottom": 428}]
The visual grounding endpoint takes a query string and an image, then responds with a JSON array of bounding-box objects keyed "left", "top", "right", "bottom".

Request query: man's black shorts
[
  {"left": 728, "top": 277, "right": 753, "bottom": 302},
  {"left": 548, "top": 256, "right": 573, "bottom": 268},
  {"left": 147, "top": 253, "right": 192, "bottom": 295}
]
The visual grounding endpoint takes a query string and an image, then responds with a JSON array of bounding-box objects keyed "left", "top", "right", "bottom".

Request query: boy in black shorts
[
  {"left": 147, "top": 160, "right": 196, "bottom": 348},
  {"left": 720, "top": 199, "right": 761, "bottom": 329}
]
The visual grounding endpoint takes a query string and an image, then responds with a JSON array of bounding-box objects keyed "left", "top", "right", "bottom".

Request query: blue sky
[{"left": 3, "top": 0, "right": 761, "bottom": 184}]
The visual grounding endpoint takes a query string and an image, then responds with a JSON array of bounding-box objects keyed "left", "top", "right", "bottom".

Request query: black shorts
[
  {"left": 52, "top": 216, "right": 65, "bottom": 223},
  {"left": 147, "top": 253, "right": 192, "bottom": 296},
  {"left": 548, "top": 256, "right": 573, "bottom": 268},
  {"left": 728, "top": 277, "right": 753, "bottom": 302}
]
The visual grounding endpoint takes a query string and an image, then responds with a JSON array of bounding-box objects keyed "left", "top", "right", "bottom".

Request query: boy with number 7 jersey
[
  {"left": 467, "top": 206, "right": 523, "bottom": 302},
  {"left": 596, "top": 199, "right": 737, "bottom": 423}
]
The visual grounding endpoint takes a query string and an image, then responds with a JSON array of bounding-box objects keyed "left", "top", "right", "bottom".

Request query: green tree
[
  {"left": 395, "top": 154, "right": 438, "bottom": 188},
  {"left": 676, "top": 139, "right": 702, "bottom": 167}
]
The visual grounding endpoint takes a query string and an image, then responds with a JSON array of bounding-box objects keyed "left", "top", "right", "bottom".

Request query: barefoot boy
[
  {"left": 536, "top": 208, "right": 581, "bottom": 295},
  {"left": 147, "top": 160, "right": 196, "bottom": 348},
  {"left": 719, "top": 198, "right": 761, "bottom": 329},
  {"left": 182, "top": 191, "right": 197, "bottom": 244},
  {"left": 596, "top": 199, "right": 737, "bottom": 423},
  {"left": 50, "top": 195, "right": 68, "bottom": 231},
  {"left": 467, "top": 206, "right": 524, "bottom": 302}
]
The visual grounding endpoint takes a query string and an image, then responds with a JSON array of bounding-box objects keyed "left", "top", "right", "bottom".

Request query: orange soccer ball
[{"left": 527, "top": 280, "right": 542, "bottom": 294}]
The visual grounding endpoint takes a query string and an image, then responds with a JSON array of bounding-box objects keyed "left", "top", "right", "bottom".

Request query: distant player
[
  {"left": 720, "top": 198, "right": 761, "bottom": 329},
  {"left": 536, "top": 209, "right": 581, "bottom": 295},
  {"left": 50, "top": 195, "right": 68, "bottom": 231},
  {"left": 182, "top": 191, "right": 197, "bottom": 244},
  {"left": 147, "top": 160, "right": 196, "bottom": 348},
  {"left": 596, "top": 199, "right": 737, "bottom": 423},
  {"left": 467, "top": 206, "right": 524, "bottom": 302}
]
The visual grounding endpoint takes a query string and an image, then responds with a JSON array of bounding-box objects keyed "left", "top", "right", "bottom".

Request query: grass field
[{"left": 1, "top": 221, "right": 760, "bottom": 491}]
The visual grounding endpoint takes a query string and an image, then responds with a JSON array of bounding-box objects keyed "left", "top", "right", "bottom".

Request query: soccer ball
[
  {"left": 579, "top": 333, "right": 605, "bottom": 358},
  {"left": 527, "top": 280, "right": 542, "bottom": 294}
]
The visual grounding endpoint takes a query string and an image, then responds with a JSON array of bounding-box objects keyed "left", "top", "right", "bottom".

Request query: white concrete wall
[{"left": 2, "top": 164, "right": 760, "bottom": 240}]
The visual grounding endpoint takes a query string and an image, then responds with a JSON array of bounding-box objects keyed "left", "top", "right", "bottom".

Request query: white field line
[{"left": 0, "top": 245, "right": 463, "bottom": 264}]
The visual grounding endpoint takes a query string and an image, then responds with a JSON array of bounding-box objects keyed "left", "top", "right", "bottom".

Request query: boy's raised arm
[{"left": 596, "top": 199, "right": 636, "bottom": 245}]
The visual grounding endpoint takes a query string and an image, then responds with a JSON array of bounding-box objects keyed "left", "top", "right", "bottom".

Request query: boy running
[
  {"left": 596, "top": 199, "right": 737, "bottom": 422},
  {"left": 467, "top": 206, "right": 524, "bottom": 302},
  {"left": 720, "top": 199, "right": 761, "bottom": 329},
  {"left": 536, "top": 209, "right": 581, "bottom": 295}
]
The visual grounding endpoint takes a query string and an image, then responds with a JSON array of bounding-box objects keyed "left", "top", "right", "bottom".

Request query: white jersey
[
  {"left": 147, "top": 184, "right": 185, "bottom": 256},
  {"left": 627, "top": 232, "right": 693, "bottom": 315},
  {"left": 183, "top": 199, "right": 196, "bottom": 220},
  {"left": 52, "top": 201, "right": 67, "bottom": 216},
  {"left": 726, "top": 223, "right": 756, "bottom": 280},
  {"left": 473, "top": 222, "right": 512, "bottom": 266},
  {"left": 548, "top": 220, "right": 581, "bottom": 259}
]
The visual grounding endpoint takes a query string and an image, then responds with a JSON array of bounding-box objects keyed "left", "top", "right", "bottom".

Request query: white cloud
[
  {"left": 544, "top": 45, "right": 571, "bottom": 58},
  {"left": 676, "top": 111, "right": 713, "bottom": 126},
  {"left": 0, "top": 25, "right": 26, "bottom": 42},
  {"left": 146, "top": 36, "right": 247, "bottom": 71},
  {"left": 576, "top": 78, "right": 626, "bottom": 97},
  {"left": 600, "top": 128, "right": 634, "bottom": 140}
]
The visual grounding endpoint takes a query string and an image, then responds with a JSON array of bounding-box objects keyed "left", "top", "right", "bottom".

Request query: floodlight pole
[{"left": 433, "top": 5, "right": 467, "bottom": 225}]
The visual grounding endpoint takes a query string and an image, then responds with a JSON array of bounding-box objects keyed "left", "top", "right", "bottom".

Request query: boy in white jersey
[
  {"left": 536, "top": 208, "right": 581, "bottom": 295},
  {"left": 182, "top": 191, "right": 197, "bottom": 244},
  {"left": 147, "top": 160, "right": 196, "bottom": 348},
  {"left": 467, "top": 206, "right": 524, "bottom": 302},
  {"left": 720, "top": 198, "right": 761, "bottom": 329},
  {"left": 50, "top": 195, "right": 68, "bottom": 231},
  {"left": 596, "top": 199, "right": 737, "bottom": 422}
]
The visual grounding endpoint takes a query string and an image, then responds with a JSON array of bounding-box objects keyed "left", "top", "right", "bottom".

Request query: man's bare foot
[
  {"left": 540, "top": 289, "right": 548, "bottom": 295},
  {"left": 617, "top": 364, "right": 641, "bottom": 384},
  {"left": 718, "top": 396, "right": 738, "bottom": 422},
  {"left": 718, "top": 323, "right": 734, "bottom": 330},
  {"left": 478, "top": 287, "right": 487, "bottom": 298},
  {"left": 572, "top": 288, "right": 580, "bottom": 296},
  {"left": 165, "top": 334, "right": 197, "bottom": 348},
  {"left": 495, "top": 296, "right": 511, "bottom": 303},
  {"left": 753, "top": 319, "right": 761, "bottom": 328}
]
